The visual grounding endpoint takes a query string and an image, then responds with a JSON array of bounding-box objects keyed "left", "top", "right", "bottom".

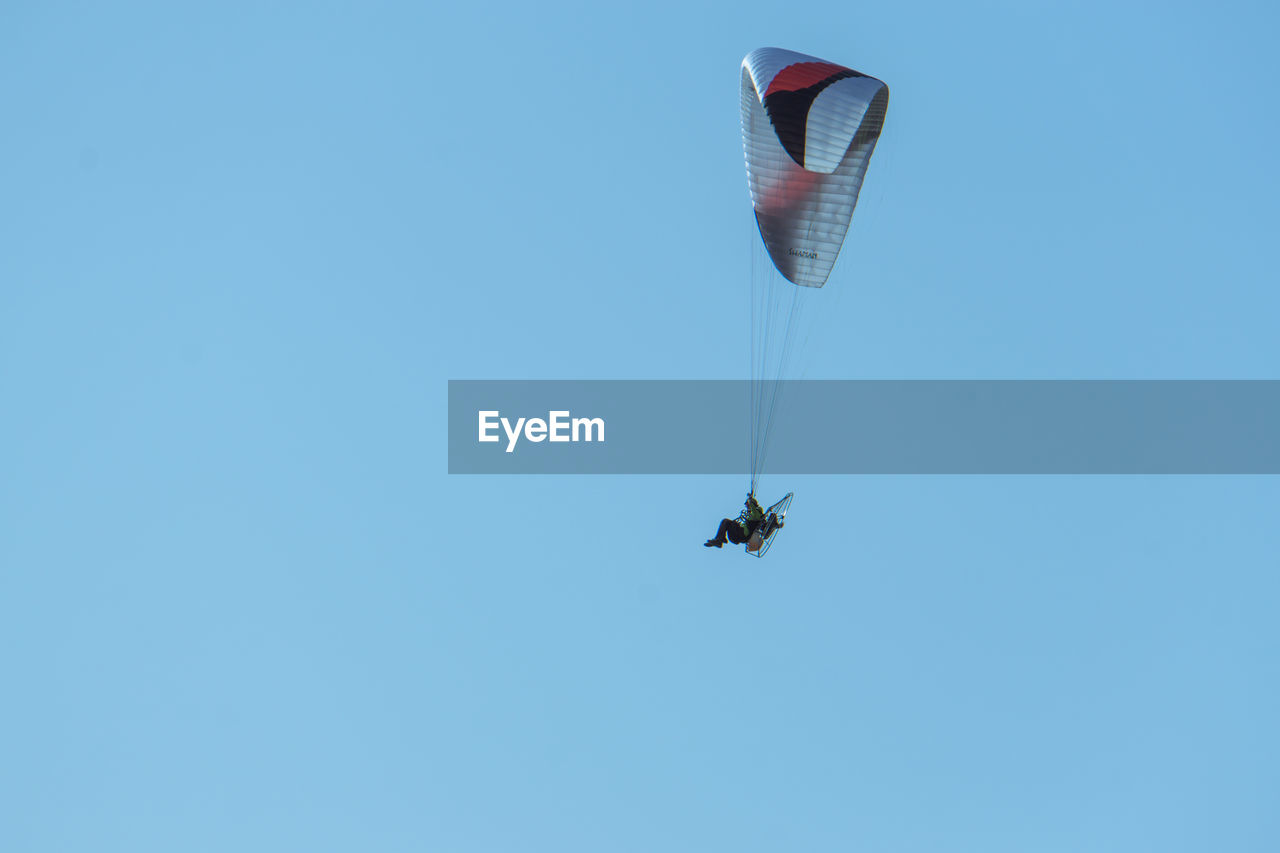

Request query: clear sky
[{"left": 3, "top": 1, "right": 1279, "bottom": 851}]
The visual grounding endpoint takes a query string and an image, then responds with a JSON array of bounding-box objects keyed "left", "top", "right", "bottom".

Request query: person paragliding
[
  {"left": 704, "top": 492, "right": 793, "bottom": 555},
  {"left": 705, "top": 47, "right": 885, "bottom": 558},
  {"left": 704, "top": 493, "right": 768, "bottom": 548}
]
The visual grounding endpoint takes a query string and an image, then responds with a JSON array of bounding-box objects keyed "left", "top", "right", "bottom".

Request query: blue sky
[{"left": 3, "top": 1, "right": 1279, "bottom": 851}]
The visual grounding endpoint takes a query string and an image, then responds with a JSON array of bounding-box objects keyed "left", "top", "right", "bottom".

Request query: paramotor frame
[{"left": 745, "top": 492, "right": 794, "bottom": 558}]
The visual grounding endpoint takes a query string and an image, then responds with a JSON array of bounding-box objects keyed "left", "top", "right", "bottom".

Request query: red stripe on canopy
[{"left": 762, "top": 61, "right": 850, "bottom": 97}]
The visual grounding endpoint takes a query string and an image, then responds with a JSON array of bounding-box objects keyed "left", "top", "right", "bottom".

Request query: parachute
[
  {"left": 741, "top": 48, "right": 889, "bottom": 290},
  {"left": 741, "top": 48, "right": 888, "bottom": 494}
]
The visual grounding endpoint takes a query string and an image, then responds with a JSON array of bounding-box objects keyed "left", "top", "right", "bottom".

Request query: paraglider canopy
[{"left": 741, "top": 47, "right": 889, "bottom": 288}]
